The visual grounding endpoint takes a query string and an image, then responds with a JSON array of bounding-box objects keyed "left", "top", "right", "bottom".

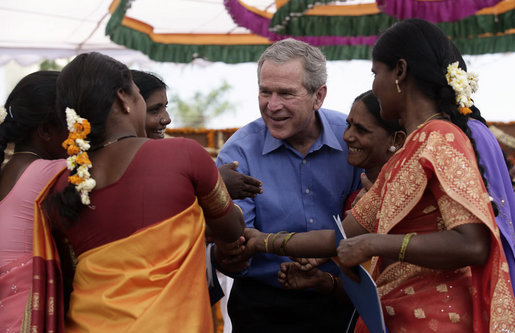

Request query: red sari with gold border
[{"left": 351, "top": 120, "right": 515, "bottom": 332}]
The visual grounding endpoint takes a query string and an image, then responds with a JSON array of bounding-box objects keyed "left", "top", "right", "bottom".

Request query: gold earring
[{"left": 395, "top": 80, "right": 402, "bottom": 94}]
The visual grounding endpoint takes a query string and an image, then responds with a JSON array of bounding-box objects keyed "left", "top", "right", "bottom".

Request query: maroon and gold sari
[
  {"left": 21, "top": 168, "right": 67, "bottom": 332},
  {"left": 352, "top": 120, "right": 515, "bottom": 332}
]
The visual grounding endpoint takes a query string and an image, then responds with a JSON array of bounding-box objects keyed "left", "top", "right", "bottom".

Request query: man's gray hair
[{"left": 257, "top": 38, "right": 327, "bottom": 93}]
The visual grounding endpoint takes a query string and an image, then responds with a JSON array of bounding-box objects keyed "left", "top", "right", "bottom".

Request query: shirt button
[
  {"left": 305, "top": 189, "right": 310, "bottom": 194},
  {"left": 302, "top": 159, "right": 307, "bottom": 164},
  {"left": 309, "top": 218, "right": 314, "bottom": 223}
]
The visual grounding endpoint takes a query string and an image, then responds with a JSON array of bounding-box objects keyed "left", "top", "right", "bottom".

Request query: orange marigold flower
[
  {"left": 82, "top": 120, "right": 91, "bottom": 135},
  {"left": 458, "top": 107, "right": 472, "bottom": 115},
  {"left": 68, "top": 174, "right": 84, "bottom": 185},
  {"left": 62, "top": 138, "right": 74, "bottom": 150},
  {"left": 76, "top": 152, "right": 91, "bottom": 165},
  {"left": 66, "top": 145, "right": 80, "bottom": 156}
]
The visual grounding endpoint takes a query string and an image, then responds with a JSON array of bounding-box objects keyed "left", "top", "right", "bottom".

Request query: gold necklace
[
  {"left": 12, "top": 151, "right": 41, "bottom": 158},
  {"left": 417, "top": 113, "right": 442, "bottom": 128}
]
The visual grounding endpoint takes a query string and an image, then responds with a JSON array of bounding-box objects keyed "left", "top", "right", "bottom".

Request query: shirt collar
[{"left": 262, "top": 109, "right": 344, "bottom": 155}]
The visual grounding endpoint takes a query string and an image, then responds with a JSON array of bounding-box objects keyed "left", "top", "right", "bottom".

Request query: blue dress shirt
[{"left": 216, "top": 108, "right": 362, "bottom": 287}]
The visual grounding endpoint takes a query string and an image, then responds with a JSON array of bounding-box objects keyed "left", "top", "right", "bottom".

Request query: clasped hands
[{"left": 214, "top": 228, "right": 373, "bottom": 283}]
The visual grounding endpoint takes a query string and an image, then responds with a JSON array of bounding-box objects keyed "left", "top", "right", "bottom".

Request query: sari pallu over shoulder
[
  {"left": 65, "top": 198, "right": 211, "bottom": 333},
  {"left": 352, "top": 120, "right": 515, "bottom": 332},
  {"left": 21, "top": 167, "right": 67, "bottom": 333}
]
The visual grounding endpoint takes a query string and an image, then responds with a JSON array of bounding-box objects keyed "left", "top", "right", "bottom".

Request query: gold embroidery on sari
[
  {"left": 422, "top": 205, "right": 437, "bottom": 214},
  {"left": 48, "top": 296, "right": 55, "bottom": 315},
  {"left": 385, "top": 306, "right": 395, "bottom": 316},
  {"left": 198, "top": 173, "right": 231, "bottom": 218},
  {"left": 376, "top": 150, "right": 427, "bottom": 234},
  {"left": 428, "top": 319, "right": 439, "bottom": 331},
  {"left": 375, "top": 262, "right": 432, "bottom": 297},
  {"left": 436, "top": 284, "right": 448, "bottom": 292},
  {"left": 422, "top": 130, "right": 492, "bottom": 225},
  {"left": 32, "top": 292, "right": 40, "bottom": 310},
  {"left": 490, "top": 277, "right": 515, "bottom": 330},
  {"left": 445, "top": 133, "right": 454, "bottom": 142},
  {"left": 449, "top": 313, "right": 460, "bottom": 323},
  {"left": 404, "top": 286, "right": 415, "bottom": 295},
  {"left": 436, "top": 216, "right": 445, "bottom": 231},
  {"left": 414, "top": 308, "right": 426, "bottom": 319},
  {"left": 352, "top": 183, "right": 381, "bottom": 233},
  {"left": 437, "top": 193, "right": 481, "bottom": 229}
]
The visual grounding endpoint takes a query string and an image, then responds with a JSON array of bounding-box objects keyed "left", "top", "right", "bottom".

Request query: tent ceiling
[{"left": 0, "top": 0, "right": 513, "bottom": 65}]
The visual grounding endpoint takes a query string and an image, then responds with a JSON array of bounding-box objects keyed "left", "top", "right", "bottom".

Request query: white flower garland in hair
[
  {"left": 445, "top": 62, "right": 479, "bottom": 115},
  {"left": 61, "top": 107, "right": 96, "bottom": 205},
  {"left": 0, "top": 106, "right": 7, "bottom": 125}
]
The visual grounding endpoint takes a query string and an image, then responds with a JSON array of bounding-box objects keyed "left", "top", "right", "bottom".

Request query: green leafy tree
[
  {"left": 169, "top": 80, "right": 235, "bottom": 128},
  {"left": 39, "top": 60, "right": 64, "bottom": 71}
]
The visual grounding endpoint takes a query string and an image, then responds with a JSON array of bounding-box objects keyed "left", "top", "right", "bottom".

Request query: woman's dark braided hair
[
  {"left": 0, "top": 71, "right": 60, "bottom": 166},
  {"left": 44, "top": 52, "right": 134, "bottom": 227},
  {"left": 372, "top": 18, "right": 498, "bottom": 215}
]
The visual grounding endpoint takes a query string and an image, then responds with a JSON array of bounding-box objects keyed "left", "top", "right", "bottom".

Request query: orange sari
[
  {"left": 352, "top": 120, "right": 515, "bottom": 332},
  {"left": 24, "top": 169, "right": 232, "bottom": 332}
]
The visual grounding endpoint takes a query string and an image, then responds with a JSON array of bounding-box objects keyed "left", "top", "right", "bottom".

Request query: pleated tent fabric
[
  {"left": 105, "top": 0, "right": 515, "bottom": 63},
  {"left": 0, "top": 0, "right": 513, "bottom": 65}
]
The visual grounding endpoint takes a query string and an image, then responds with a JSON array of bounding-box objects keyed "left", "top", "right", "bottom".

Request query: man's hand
[
  {"left": 219, "top": 161, "right": 263, "bottom": 199},
  {"left": 213, "top": 236, "right": 249, "bottom": 273}
]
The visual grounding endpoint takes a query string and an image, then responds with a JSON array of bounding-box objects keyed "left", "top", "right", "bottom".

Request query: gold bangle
[
  {"left": 398, "top": 232, "right": 417, "bottom": 262},
  {"left": 264, "top": 233, "right": 272, "bottom": 253},
  {"left": 270, "top": 231, "right": 287, "bottom": 253},
  {"left": 279, "top": 232, "right": 296, "bottom": 256},
  {"left": 233, "top": 203, "right": 243, "bottom": 216}
]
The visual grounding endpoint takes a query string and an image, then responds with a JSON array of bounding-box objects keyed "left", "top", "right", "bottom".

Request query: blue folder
[{"left": 333, "top": 216, "right": 387, "bottom": 333}]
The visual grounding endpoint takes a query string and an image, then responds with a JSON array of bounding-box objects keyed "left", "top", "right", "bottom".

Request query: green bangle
[{"left": 398, "top": 232, "right": 417, "bottom": 262}]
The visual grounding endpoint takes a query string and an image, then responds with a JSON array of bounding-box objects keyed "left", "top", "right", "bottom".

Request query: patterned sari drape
[{"left": 352, "top": 120, "right": 515, "bottom": 332}]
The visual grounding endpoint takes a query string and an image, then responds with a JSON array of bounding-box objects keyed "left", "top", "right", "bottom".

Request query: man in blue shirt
[{"left": 216, "top": 38, "right": 362, "bottom": 332}]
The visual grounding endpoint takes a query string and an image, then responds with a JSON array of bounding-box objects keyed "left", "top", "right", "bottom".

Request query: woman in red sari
[
  {"left": 241, "top": 19, "right": 515, "bottom": 332},
  {"left": 26, "top": 52, "right": 245, "bottom": 332}
]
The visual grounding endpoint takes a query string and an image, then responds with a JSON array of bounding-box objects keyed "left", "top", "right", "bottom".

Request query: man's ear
[{"left": 313, "top": 84, "right": 327, "bottom": 110}]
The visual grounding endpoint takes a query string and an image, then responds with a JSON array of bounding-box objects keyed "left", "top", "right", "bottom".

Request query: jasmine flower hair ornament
[
  {"left": 445, "top": 62, "right": 478, "bottom": 115},
  {"left": 62, "top": 107, "right": 96, "bottom": 205},
  {"left": 0, "top": 106, "right": 7, "bottom": 125}
]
